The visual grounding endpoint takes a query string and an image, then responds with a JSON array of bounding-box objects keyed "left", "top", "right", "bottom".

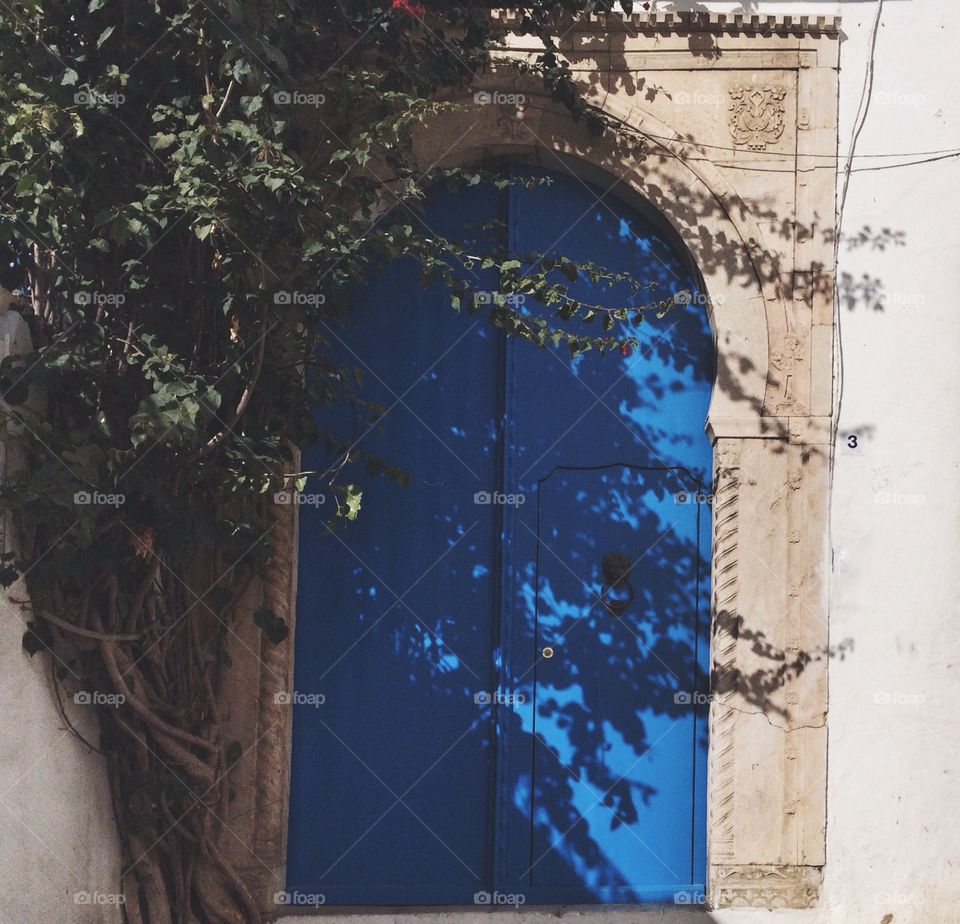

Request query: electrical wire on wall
[
  {"left": 613, "top": 127, "right": 960, "bottom": 174},
  {"left": 828, "top": 0, "right": 885, "bottom": 640}
]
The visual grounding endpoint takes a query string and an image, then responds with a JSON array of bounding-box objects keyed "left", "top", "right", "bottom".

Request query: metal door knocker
[{"left": 600, "top": 552, "right": 634, "bottom": 616}]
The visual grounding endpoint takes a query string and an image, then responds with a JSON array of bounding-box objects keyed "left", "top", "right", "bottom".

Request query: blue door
[{"left": 287, "top": 168, "right": 713, "bottom": 906}]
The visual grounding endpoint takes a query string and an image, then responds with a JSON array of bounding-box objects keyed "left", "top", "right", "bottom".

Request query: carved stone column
[
  {"left": 707, "top": 438, "right": 742, "bottom": 867},
  {"left": 707, "top": 429, "right": 830, "bottom": 909}
]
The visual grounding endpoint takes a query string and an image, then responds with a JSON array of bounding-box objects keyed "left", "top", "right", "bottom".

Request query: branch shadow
[{"left": 286, "top": 163, "right": 858, "bottom": 908}]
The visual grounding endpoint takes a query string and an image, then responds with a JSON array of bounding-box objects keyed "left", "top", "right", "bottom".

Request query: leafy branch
[{"left": 0, "top": 2, "right": 664, "bottom": 921}]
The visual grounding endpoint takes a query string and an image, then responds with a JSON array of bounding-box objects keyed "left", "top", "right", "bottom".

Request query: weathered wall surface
[
  {"left": 814, "top": 0, "right": 960, "bottom": 919},
  {"left": 2, "top": 1, "right": 957, "bottom": 923},
  {"left": 0, "top": 587, "right": 122, "bottom": 924}
]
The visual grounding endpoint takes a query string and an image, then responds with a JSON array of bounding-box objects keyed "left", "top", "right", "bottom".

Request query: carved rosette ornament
[
  {"left": 496, "top": 102, "right": 532, "bottom": 143},
  {"left": 728, "top": 84, "right": 787, "bottom": 150}
]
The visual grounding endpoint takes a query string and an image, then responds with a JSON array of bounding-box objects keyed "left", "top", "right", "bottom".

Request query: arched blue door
[{"left": 287, "top": 168, "right": 713, "bottom": 906}]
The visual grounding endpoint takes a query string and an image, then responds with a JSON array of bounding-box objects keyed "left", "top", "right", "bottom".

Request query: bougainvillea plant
[{"left": 0, "top": 2, "right": 667, "bottom": 921}]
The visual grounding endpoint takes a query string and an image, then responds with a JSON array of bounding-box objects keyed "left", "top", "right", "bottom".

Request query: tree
[{"left": 0, "top": 2, "right": 669, "bottom": 920}]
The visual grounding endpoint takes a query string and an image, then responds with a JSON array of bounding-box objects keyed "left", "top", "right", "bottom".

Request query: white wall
[
  {"left": 3, "top": 2, "right": 957, "bottom": 923},
  {"left": 817, "top": 0, "right": 960, "bottom": 919},
  {"left": 0, "top": 579, "right": 122, "bottom": 924}
]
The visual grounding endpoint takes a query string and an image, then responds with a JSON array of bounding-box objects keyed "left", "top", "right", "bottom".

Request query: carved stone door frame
[{"left": 220, "top": 11, "right": 841, "bottom": 913}]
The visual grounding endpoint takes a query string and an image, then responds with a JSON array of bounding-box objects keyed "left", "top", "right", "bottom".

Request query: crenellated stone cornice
[{"left": 491, "top": 9, "right": 841, "bottom": 36}]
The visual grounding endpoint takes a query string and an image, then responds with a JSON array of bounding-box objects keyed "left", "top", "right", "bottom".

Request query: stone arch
[
  {"left": 409, "top": 87, "right": 784, "bottom": 435},
  {"left": 230, "top": 20, "right": 839, "bottom": 912}
]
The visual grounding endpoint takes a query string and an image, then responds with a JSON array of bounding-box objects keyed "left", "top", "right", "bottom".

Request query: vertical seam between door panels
[
  {"left": 528, "top": 461, "right": 543, "bottom": 886},
  {"left": 494, "top": 171, "right": 521, "bottom": 892},
  {"left": 486, "top": 180, "right": 509, "bottom": 896},
  {"left": 512, "top": 170, "right": 541, "bottom": 889}
]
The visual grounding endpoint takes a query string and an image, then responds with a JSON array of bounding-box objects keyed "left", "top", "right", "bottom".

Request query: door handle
[
  {"left": 600, "top": 551, "right": 634, "bottom": 616},
  {"left": 541, "top": 646, "right": 555, "bottom": 659}
]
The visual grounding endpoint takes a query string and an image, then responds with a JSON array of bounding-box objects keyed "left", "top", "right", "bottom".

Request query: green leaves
[
  {"left": 129, "top": 380, "right": 222, "bottom": 449},
  {"left": 0, "top": 3, "right": 672, "bottom": 920},
  {"left": 0, "top": 0, "right": 646, "bottom": 757},
  {"left": 151, "top": 132, "right": 177, "bottom": 151},
  {"left": 337, "top": 484, "right": 362, "bottom": 521},
  {"left": 239, "top": 95, "right": 263, "bottom": 117}
]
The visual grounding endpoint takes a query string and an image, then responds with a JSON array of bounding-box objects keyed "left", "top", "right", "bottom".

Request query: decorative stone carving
[
  {"left": 728, "top": 84, "right": 787, "bottom": 150},
  {"left": 496, "top": 101, "right": 532, "bottom": 143},
  {"left": 490, "top": 9, "right": 841, "bottom": 35},
  {"left": 708, "top": 440, "right": 741, "bottom": 865},
  {"left": 712, "top": 864, "right": 822, "bottom": 909},
  {"left": 770, "top": 333, "right": 807, "bottom": 414}
]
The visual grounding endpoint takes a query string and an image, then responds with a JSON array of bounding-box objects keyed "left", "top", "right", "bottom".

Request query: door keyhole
[{"left": 600, "top": 551, "right": 635, "bottom": 616}]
